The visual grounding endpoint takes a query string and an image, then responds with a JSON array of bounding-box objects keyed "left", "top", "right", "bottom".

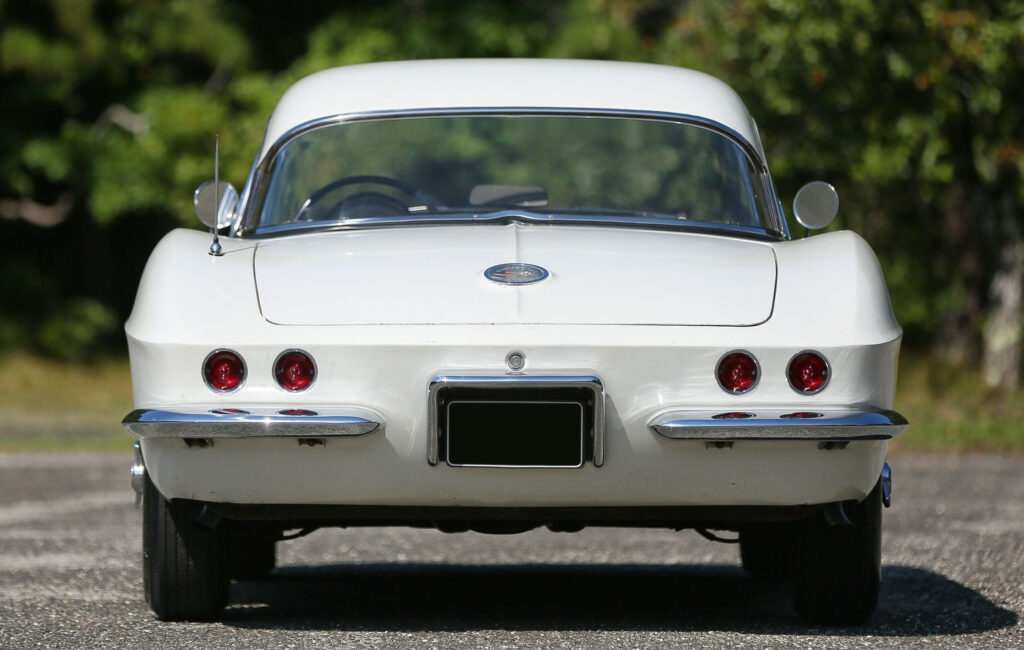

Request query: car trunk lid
[{"left": 254, "top": 224, "right": 776, "bottom": 326}]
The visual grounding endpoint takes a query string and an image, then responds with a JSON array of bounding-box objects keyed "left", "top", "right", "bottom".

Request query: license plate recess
[{"left": 438, "top": 386, "right": 596, "bottom": 468}]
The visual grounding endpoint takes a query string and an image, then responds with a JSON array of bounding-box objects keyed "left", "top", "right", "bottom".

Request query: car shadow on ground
[{"left": 222, "top": 563, "right": 1017, "bottom": 635}]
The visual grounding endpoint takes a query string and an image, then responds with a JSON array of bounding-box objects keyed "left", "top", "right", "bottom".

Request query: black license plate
[{"left": 446, "top": 400, "right": 585, "bottom": 467}]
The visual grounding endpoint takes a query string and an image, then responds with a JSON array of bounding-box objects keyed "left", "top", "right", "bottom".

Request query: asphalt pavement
[{"left": 0, "top": 452, "right": 1021, "bottom": 648}]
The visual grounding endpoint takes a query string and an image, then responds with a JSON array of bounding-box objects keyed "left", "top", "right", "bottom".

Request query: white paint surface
[
  {"left": 258, "top": 59, "right": 763, "bottom": 162},
  {"left": 254, "top": 224, "right": 776, "bottom": 326}
]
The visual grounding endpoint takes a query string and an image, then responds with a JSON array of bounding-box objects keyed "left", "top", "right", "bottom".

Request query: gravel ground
[{"left": 0, "top": 452, "right": 1020, "bottom": 648}]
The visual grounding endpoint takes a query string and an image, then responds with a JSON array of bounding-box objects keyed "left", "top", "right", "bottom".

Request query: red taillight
[
  {"left": 278, "top": 408, "right": 318, "bottom": 416},
  {"left": 712, "top": 411, "right": 754, "bottom": 419},
  {"left": 274, "top": 350, "right": 316, "bottom": 392},
  {"left": 788, "top": 351, "right": 830, "bottom": 394},
  {"left": 210, "top": 408, "right": 250, "bottom": 415},
  {"left": 716, "top": 351, "right": 759, "bottom": 394},
  {"left": 781, "top": 411, "right": 823, "bottom": 419},
  {"left": 203, "top": 350, "right": 245, "bottom": 392}
]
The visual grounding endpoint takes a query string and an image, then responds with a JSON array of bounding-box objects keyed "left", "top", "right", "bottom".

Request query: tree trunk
[
  {"left": 982, "top": 240, "right": 1024, "bottom": 390},
  {"left": 938, "top": 182, "right": 985, "bottom": 363}
]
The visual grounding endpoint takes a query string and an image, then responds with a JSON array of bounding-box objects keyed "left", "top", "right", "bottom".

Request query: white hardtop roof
[{"left": 259, "top": 59, "right": 763, "bottom": 162}]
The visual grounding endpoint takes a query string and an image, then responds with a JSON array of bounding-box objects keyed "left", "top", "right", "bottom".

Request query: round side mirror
[
  {"left": 793, "top": 181, "right": 839, "bottom": 230},
  {"left": 194, "top": 180, "right": 239, "bottom": 230}
]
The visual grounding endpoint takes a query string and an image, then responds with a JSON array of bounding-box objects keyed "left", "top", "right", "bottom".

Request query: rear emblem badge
[{"left": 484, "top": 263, "right": 549, "bottom": 285}]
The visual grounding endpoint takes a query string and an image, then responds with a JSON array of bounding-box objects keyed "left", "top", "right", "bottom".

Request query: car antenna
[{"left": 209, "top": 134, "right": 224, "bottom": 257}]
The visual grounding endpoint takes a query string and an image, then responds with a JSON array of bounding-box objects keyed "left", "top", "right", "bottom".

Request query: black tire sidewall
[
  {"left": 142, "top": 474, "right": 229, "bottom": 620},
  {"left": 791, "top": 479, "right": 882, "bottom": 626},
  {"left": 740, "top": 523, "right": 794, "bottom": 582}
]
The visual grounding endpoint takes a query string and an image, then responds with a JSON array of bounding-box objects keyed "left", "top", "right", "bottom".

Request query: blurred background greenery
[{"left": 0, "top": 0, "right": 1021, "bottom": 451}]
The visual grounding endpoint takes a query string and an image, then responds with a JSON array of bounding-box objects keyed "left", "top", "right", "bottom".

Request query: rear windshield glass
[{"left": 253, "top": 115, "right": 772, "bottom": 232}]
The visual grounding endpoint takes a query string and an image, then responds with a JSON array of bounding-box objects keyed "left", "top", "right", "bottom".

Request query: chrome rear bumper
[
  {"left": 649, "top": 407, "right": 908, "bottom": 441},
  {"left": 123, "top": 407, "right": 382, "bottom": 438}
]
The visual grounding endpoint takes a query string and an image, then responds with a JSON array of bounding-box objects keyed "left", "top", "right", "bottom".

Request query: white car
[{"left": 123, "top": 59, "right": 907, "bottom": 624}]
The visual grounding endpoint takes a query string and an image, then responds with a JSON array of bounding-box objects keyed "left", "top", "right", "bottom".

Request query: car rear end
[{"left": 125, "top": 226, "right": 905, "bottom": 513}]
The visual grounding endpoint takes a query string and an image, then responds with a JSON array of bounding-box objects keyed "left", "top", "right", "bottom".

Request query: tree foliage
[
  {"left": 0, "top": 0, "right": 1021, "bottom": 380},
  {"left": 661, "top": 0, "right": 1024, "bottom": 369}
]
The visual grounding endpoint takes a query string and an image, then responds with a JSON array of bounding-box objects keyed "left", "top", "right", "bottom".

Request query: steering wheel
[{"left": 294, "top": 175, "right": 438, "bottom": 222}]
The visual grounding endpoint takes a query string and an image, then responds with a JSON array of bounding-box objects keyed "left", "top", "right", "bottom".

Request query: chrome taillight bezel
[
  {"left": 273, "top": 348, "right": 318, "bottom": 392},
  {"left": 202, "top": 348, "right": 247, "bottom": 393},
  {"left": 786, "top": 350, "right": 831, "bottom": 395},
  {"left": 715, "top": 350, "right": 761, "bottom": 395}
]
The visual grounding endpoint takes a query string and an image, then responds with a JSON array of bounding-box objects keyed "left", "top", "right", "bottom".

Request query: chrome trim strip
[
  {"left": 229, "top": 154, "right": 259, "bottom": 237},
  {"left": 247, "top": 211, "right": 778, "bottom": 242},
  {"left": 122, "top": 407, "right": 382, "bottom": 438},
  {"left": 649, "top": 407, "right": 908, "bottom": 441},
  {"left": 427, "top": 374, "right": 605, "bottom": 467},
  {"left": 239, "top": 107, "right": 788, "bottom": 239}
]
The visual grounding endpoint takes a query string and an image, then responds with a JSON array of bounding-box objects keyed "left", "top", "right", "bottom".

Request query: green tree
[
  {"left": 698, "top": 0, "right": 1024, "bottom": 389},
  {"left": 551, "top": 0, "right": 1024, "bottom": 387},
  {"left": 0, "top": 0, "right": 252, "bottom": 357},
  {"left": 1, "top": 0, "right": 1021, "bottom": 384}
]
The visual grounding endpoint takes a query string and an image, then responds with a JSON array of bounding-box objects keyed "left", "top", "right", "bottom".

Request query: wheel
[
  {"left": 791, "top": 479, "right": 882, "bottom": 626},
  {"left": 143, "top": 474, "right": 229, "bottom": 621},
  {"left": 739, "top": 523, "right": 793, "bottom": 582},
  {"left": 228, "top": 523, "right": 277, "bottom": 579}
]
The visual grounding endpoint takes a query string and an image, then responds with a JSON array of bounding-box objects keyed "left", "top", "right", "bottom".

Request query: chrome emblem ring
[
  {"left": 505, "top": 351, "right": 526, "bottom": 372},
  {"left": 484, "top": 263, "right": 549, "bottom": 285}
]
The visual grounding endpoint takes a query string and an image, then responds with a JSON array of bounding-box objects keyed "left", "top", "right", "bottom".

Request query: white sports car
[{"left": 123, "top": 59, "right": 907, "bottom": 624}]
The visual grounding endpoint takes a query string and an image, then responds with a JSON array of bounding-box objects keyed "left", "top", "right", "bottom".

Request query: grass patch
[
  {"left": 890, "top": 354, "right": 1024, "bottom": 453},
  {"left": 0, "top": 352, "right": 133, "bottom": 452},
  {"left": 0, "top": 352, "right": 1021, "bottom": 453}
]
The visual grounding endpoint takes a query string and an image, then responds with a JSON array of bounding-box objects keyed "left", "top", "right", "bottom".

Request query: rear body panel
[{"left": 125, "top": 211, "right": 901, "bottom": 513}]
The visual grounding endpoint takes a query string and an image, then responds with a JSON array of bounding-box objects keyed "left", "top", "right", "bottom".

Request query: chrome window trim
[
  {"left": 426, "top": 374, "right": 605, "bottom": 467},
  {"left": 238, "top": 108, "right": 789, "bottom": 239},
  {"left": 649, "top": 407, "right": 908, "bottom": 441},
  {"left": 123, "top": 407, "right": 382, "bottom": 438},
  {"left": 229, "top": 154, "right": 259, "bottom": 238},
  {"left": 246, "top": 211, "right": 779, "bottom": 241}
]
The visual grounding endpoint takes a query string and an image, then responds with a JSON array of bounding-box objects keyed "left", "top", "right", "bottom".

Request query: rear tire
[
  {"left": 739, "top": 523, "right": 792, "bottom": 582},
  {"left": 143, "top": 475, "right": 229, "bottom": 621},
  {"left": 791, "top": 479, "right": 882, "bottom": 626},
  {"left": 228, "top": 523, "right": 277, "bottom": 580}
]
